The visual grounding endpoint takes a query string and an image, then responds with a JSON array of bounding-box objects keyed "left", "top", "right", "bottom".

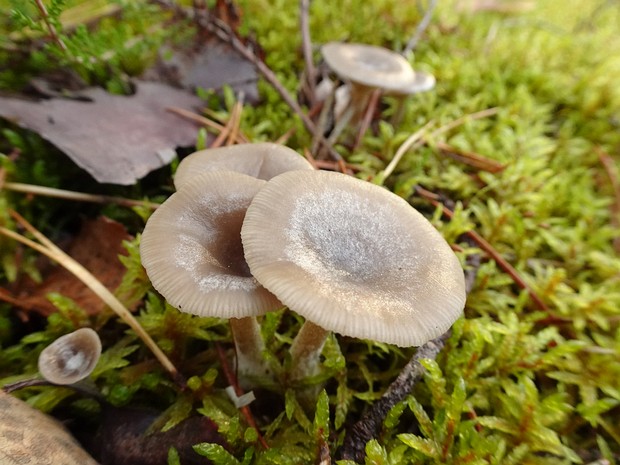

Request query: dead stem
[
  {"left": 215, "top": 343, "right": 269, "bottom": 450},
  {"left": 596, "top": 146, "right": 620, "bottom": 253},
  {"left": 2, "top": 182, "right": 160, "bottom": 209},
  {"left": 34, "top": 0, "right": 69, "bottom": 53},
  {"left": 0, "top": 213, "right": 184, "bottom": 387}
]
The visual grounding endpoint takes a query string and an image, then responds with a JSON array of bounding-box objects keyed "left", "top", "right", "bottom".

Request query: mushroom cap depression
[
  {"left": 38, "top": 328, "right": 102, "bottom": 385},
  {"left": 141, "top": 171, "right": 281, "bottom": 318},
  {"left": 321, "top": 42, "right": 416, "bottom": 92},
  {"left": 241, "top": 170, "right": 466, "bottom": 347},
  {"left": 174, "top": 143, "right": 314, "bottom": 190}
]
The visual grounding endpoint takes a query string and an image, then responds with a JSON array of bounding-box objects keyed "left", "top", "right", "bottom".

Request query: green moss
[{"left": 1, "top": 0, "right": 620, "bottom": 463}]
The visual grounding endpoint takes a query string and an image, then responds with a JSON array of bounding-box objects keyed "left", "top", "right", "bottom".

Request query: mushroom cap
[
  {"left": 174, "top": 143, "right": 314, "bottom": 190},
  {"left": 321, "top": 42, "right": 416, "bottom": 91},
  {"left": 389, "top": 70, "right": 436, "bottom": 96},
  {"left": 38, "top": 328, "right": 102, "bottom": 385},
  {"left": 141, "top": 171, "right": 281, "bottom": 318},
  {"left": 241, "top": 170, "right": 466, "bottom": 347}
]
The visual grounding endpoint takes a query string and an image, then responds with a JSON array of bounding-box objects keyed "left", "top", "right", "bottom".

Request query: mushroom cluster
[
  {"left": 319, "top": 42, "right": 436, "bottom": 139},
  {"left": 140, "top": 143, "right": 465, "bottom": 389}
]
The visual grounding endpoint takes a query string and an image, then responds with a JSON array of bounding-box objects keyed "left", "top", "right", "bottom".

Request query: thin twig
[
  {"left": 34, "top": 0, "right": 69, "bottom": 52},
  {"left": 0, "top": 216, "right": 184, "bottom": 387},
  {"left": 403, "top": 0, "right": 438, "bottom": 55},
  {"left": 340, "top": 332, "right": 450, "bottom": 461},
  {"left": 215, "top": 343, "right": 269, "bottom": 450},
  {"left": 299, "top": 0, "right": 317, "bottom": 106},
  {"left": 152, "top": 0, "right": 342, "bottom": 162},
  {"left": 2, "top": 182, "right": 159, "bottom": 209},
  {"left": 352, "top": 88, "right": 382, "bottom": 150}
]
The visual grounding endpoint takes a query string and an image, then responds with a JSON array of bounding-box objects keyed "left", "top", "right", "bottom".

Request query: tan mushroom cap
[
  {"left": 141, "top": 171, "right": 281, "bottom": 318},
  {"left": 174, "top": 143, "right": 314, "bottom": 190},
  {"left": 321, "top": 42, "right": 416, "bottom": 91},
  {"left": 390, "top": 70, "right": 436, "bottom": 95},
  {"left": 241, "top": 170, "right": 466, "bottom": 347},
  {"left": 38, "top": 328, "right": 102, "bottom": 385}
]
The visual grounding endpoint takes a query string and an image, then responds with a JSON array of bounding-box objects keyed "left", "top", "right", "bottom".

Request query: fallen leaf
[
  {"left": 0, "top": 390, "right": 99, "bottom": 465},
  {"left": 0, "top": 81, "right": 202, "bottom": 185},
  {"left": 145, "top": 37, "right": 259, "bottom": 103},
  {"left": 1, "top": 216, "right": 133, "bottom": 317}
]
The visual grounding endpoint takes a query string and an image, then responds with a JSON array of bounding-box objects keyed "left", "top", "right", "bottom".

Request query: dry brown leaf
[
  {"left": 0, "top": 390, "right": 99, "bottom": 465},
  {"left": 1, "top": 216, "right": 133, "bottom": 317},
  {"left": 0, "top": 81, "right": 202, "bottom": 185}
]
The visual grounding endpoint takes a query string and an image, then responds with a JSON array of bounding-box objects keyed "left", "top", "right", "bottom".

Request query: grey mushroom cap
[
  {"left": 38, "top": 328, "right": 102, "bottom": 385},
  {"left": 174, "top": 143, "right": 314, "bottom": 190},
  {"left": 390, "top": 70, "right": 436, "bottom": 95},
  {"left": 321, "top": 42, "right": 416, "bottom": 92},
  {"left": 141, "top": 171, "right": 281, "bottom": 318},
  {"left": 241, "top": 170, "right": 466, "bottom": 347}
]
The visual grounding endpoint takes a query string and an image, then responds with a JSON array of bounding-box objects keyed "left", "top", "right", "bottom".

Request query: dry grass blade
[
  {"left": 166, "top": 106, "right": 249, "bottom": 144},
  {"left": 379, "top": 121, "right": 434, "bottom": 182},
  {"left": 3, "top": 182, "right": 160, "bottom": 209},
  {"left": 0, "top": 213, "right": 183, "bottom": 386}
]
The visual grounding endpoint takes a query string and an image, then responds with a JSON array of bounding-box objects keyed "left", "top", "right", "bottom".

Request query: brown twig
[
  {"left": 414, "top": 186, "right": 550, "bottom": 311},
  {"left": 33, "top": 0, "right": 69, "bottom": 53},
  {"left": 403, "top": 0, "right": 438, "bottom": 55},
  {"left": 215, "top": 343, "right": 269, "bottom": 450}
]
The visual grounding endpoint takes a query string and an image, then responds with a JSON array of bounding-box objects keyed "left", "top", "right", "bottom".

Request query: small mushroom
[
  {"left": 140, "top": 171, "right": 282, "bottom": 386},
  {"left": 38, "top": 328, "right": 102, "bottom": 385},
  {"left": 321, "top": 42, "right": 435, "bottom": 139},
  {"left": 174, "top": 142, "right": 314, "bottom": 190},
  {"left": 241, "top": 170, "right": 466, "bottom": 382}
]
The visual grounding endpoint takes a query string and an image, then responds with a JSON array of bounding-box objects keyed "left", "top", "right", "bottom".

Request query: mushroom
[
  {"left": 240, "top": 170, "right": 466, "bottom": 382},
  {"left": 320, "top": 42, "right": 435, "bottom": 139},
  {"left": 140, "top": 171, "right": 282, "bottom": 386},
  {"left": 174, "top": 142, "right": 314, "bottom": 190},
  {"left": 38, "top": 328, "right": 102, "bottom": 385}
]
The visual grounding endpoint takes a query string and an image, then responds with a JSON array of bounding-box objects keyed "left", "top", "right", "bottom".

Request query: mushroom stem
[
  {"left": 229, "top": 317, "right": 272, "bottom": 388},
  {"left": 327, "top": 84, "right": 373, "bottom": 144},
  {"left": 288, "top": 320, "right": 330, "bottom": 382}
]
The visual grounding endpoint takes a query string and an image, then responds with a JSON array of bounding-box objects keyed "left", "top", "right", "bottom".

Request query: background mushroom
[
  {"left": 140, "top": 171, "right": 282, "bottom": 386},
  {"left": 241, "top": 170, "right": 466, "bottom": 383},
  {"left": 174, "top": 142, "right": 314, "bottom": 190},
  {"left": 38, "top": 327, "right": 102, "bottom": 385},
  {"left": 321, "top": 42, "right": 435, "bottom": 140}
]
